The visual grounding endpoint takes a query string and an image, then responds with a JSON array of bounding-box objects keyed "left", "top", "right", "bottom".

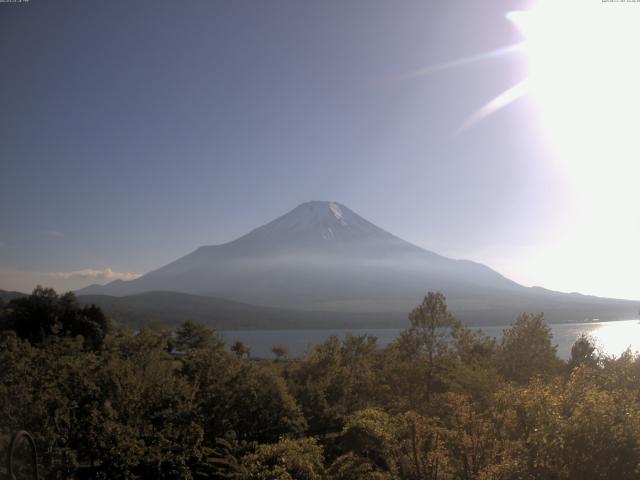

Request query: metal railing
[{"left": 6, "top": 430, "right": 39, "bottom": 480}]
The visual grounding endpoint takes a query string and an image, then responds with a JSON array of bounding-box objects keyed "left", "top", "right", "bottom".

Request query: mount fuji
[{"left": 78, "top": 201, "right": 639, "bottom": 326}]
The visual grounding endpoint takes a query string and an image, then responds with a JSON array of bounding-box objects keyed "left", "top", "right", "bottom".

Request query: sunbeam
[
  {"left": 455, "top": 79, "right": 529, "bottom": 135},
  {"left": 403, "top": 42, "right": 524, "bottom": 79}
]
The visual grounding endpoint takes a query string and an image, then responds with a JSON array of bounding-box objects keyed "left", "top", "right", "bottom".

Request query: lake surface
[{"left": 221, "top": 319, "right": 640, "bottom": 360}]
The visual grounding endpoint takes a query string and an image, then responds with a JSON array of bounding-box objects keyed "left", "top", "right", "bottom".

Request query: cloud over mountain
[
  {"left": 0, "top": 267, "right": 141, "bottom": 293},
  {"left": 51, "top": 267, "right": 141, "bottom": 281}
]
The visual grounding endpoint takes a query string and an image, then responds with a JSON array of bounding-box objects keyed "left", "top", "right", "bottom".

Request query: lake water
[{"left": 221, "top": 319, "right": 640, "bottom": 360}]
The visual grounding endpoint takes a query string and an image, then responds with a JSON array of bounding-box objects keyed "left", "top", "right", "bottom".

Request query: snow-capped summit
[
  {"left": 328, "top": 202, "right": 347, "bottom": 225},
  {"left": 221, "top": 200, "right": 409, "bottom": 254},
  {"left": 77, "top": 201, "right": 639, "bottom": 326},
  {"left": 77, "top": 201, "right": 515, "bottom": 304}
]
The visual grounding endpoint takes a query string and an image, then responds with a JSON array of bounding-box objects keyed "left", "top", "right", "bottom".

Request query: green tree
[
  {"left": 388, "top": 411, "right": 450, "bottom": 480},
  {"left": 449, "top": 325, "right": 501, "bottom": 408},
  {"left": 491, "top": 379, "right": 565, "bottom": 479},
  {"left": 497, "top": 313, "right": 562, "bottom": 384},
  {"left": 1, "top": 286, "right": 60, "bottom": 343},
  {"left": 238, "top": 437, "right": 325, "bottom": 480},
  {"left": 442, "top": 393, "right": 498, "bottom": 480},
  {"left": 174, "top": 320, "right": 222, "bottom": 352},
  {"left": 1, "top": 286, "right": 110, "bottom": 350},
  {"left": 561, "top": 365, "right": 640, "bottom": 479},
  {"left": 231, "top": 340, "right": 251, "bottom": 359},
  {"left": 88, "top": 326, "right": 201, "bottom": 479},
  {"left": 288, "top": 334, "right": 381, "bottom": 435},
  {"left": 272, "top": 344, "right": 289, "bottom": 361},
  {"left": 568, "top": 333, "right": 600, "bottom": 371},
  {"left": 331, "top": 408, "right": 451, "bottom": 480},
  {"left": 404, "top": 291, "right": 459, "bottom": 402},
  {"left": 331, "top": 408, "right": 395, "bottom": 476},
  {"left": 182, "top": 347, "right": 306, "bottom": 444}
]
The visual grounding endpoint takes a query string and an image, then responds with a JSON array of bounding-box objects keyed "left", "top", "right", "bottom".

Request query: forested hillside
[{"left": 2, "top": 288, "right": 640, "bottom": 479}]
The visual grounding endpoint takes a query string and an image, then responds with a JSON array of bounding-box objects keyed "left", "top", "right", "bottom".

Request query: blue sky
[{"left": 2, "top": 0, "right": 637, "bottom": 299}]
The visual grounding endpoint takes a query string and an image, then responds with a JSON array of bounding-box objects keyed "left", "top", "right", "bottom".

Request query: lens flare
[
  {"left": 409, "top": 0, "right": 640, "bottom": 298},
  {"left": 497, "top": 0, "right": 640, "bottom": 299},
  {"left": 508, "top": 0, "right": 640, "bottom": 194}
]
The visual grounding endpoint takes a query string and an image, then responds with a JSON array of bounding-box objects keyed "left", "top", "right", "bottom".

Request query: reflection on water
[
  {"left": 482, "top": 319, "right": 640, "bottom": 359},
  {"left": 221, "top": 319, "right": 640, "bottom": 360},
  {"left": 583, "top": 320, "right": 640, "bottom": 358}
]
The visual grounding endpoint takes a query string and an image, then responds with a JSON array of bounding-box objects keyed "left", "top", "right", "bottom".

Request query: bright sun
[
  {"left": 508, "top": 0, "right": 640, "bottom": 195},
  {"left": 425, "top": 0, "right": 640, "bottom": 299},
  {"left": 503, "top": 1, "right": 640, "bottom": 299}
]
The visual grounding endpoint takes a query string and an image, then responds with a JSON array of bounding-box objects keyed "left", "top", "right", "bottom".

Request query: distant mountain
[
  {"left": 78, "top": 201, "right": 519, "bottom": 302},
  {"left": 77, "top": 201, "right": 639, "bottom": 326},
  {"left": 76, "top": 291, "right": 408, "bottom": 330},
  {"left": 74, "top": 290, "right": 639, "bottom": 330},
  {"left": 0, "top": 289, "right": 28, "bottom": 303}
]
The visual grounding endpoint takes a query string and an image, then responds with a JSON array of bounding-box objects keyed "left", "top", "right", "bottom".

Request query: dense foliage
[{"left": 2, "top": 289, "right": 640, "bottom": 479}]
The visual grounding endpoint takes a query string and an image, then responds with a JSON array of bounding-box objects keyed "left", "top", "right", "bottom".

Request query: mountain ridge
[{"left": 76, "top": 201, "right": 639, "bottom": 325}]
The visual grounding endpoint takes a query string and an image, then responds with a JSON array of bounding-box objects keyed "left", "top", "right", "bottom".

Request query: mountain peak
[
  {"left": 288, "top": 200, "right": 350, "bottom": 227},
  {"left": 328, "top": 202, "right": 348, "bottom": 226},
  {"left": 75, "top": 201, "right": 640, "bottom": 326},
  {"left": 228, "top": 200, "right": 401, "bottom": 250},
  {"left": 298, "top": 201, "right": 348, "bottom": 225}
]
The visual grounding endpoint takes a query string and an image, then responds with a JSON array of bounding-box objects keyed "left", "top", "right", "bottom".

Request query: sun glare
[
  {"left": 508, "top": 1, "right": 640, "bottom": 192},
  {"left": 439, "top": 0, "right": 640, "bottom": 298},
  {"left": 498, "top": 0, "right": 640, "bottom": 299}
]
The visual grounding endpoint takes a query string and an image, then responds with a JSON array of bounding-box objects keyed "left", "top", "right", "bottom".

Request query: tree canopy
[
  {"left": 2, "top": 288, "right": 639, "bottom": 479},
  {"left": 0, "top": 286, "right": 110, "bottom": 350}
]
